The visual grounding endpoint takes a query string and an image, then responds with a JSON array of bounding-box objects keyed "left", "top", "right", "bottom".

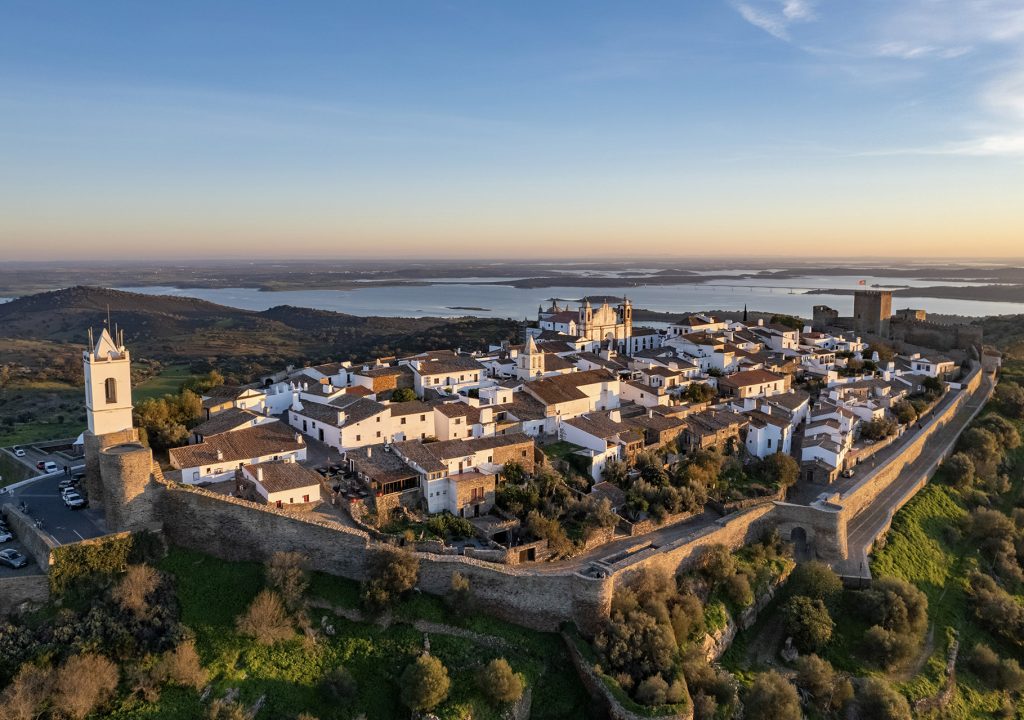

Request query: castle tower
[{"left": 81, "top": 327, "right": 156, "bottom": 531}]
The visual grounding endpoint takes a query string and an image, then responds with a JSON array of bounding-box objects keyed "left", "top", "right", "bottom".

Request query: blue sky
[{"left": 2, "top": 1, "right": 1023, "bottom": 260}]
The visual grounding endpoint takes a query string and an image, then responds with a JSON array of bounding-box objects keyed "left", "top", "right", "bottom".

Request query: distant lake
[{"left": 117, "top": 275, "right": 1024, "bottom": 320}]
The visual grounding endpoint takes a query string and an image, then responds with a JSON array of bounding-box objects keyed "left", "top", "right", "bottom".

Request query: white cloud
[
  {"left": 874, "top": 42, "right": 971, "bottom": 60},
  {"left": 732, "top": 0, "right": 817, "bottom": 41}
]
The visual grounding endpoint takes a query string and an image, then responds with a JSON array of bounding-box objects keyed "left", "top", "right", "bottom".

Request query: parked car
[
  {"left": 0, "top": 528, "right": 12, "bottom": 543},
  {"left": 43, "top": 461, "right": 59, "bottom": 473},
  {"left": 63, "top": 492, "right": 87, "bottom": 509},
  {"left": 72, "top": 469, "right": 86, "bottom": 480},
  {"left": 841, "top": 468, "right": 855, "bottom": 478},
  {"left": 59, "top": 479, "right": 75, "bottom": 491},
  {"left": 0, "top": 549, "right": 28, "bottom": 569},
  {"left": 13, "top": 447, "right": 26, "bottom": 457},
  {"left": 36, "top": 461, "right": 45, "bottom": 470}
]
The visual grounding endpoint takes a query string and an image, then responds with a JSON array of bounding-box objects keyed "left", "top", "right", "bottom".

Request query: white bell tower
[{"left": 84, "top": 327, "right": 134, "bottom": 436}]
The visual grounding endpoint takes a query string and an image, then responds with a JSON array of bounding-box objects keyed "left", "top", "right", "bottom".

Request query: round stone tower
[{"left": 99, "top": 442, "right": 157, "bottom": 532}]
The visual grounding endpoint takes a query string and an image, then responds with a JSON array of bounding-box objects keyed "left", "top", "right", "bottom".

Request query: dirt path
[{"left": 894, "top": 624, "right": 935, "bottom": 683}]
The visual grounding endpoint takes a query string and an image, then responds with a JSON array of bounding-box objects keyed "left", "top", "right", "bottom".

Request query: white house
[
  {"left": 242, "top": 459, "right": 322, "bottom": 508},
  {"left": 743, "top": 408, "right": 793, "bottom": 457},
  {"left": 169, "top": 422, "right": 307, "bottom": 484}
]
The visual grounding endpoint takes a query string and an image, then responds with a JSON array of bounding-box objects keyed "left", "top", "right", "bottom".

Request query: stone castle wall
[
  {"left": 889, "top": 318, "right": 983, "bottom": 351},
  {"left": 83, "top": 427, "right": 139, "bottom": 510},
  {"left": 0, "top": 504, "right": 57, "bottom": 571},
  {"left": 100, "top": 442, "right": 158, "bottom": 532},
  {"left": 838, "top": 365, "right": 982, "bottom": 520}
]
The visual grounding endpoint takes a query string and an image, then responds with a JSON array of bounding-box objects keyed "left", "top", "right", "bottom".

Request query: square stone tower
[{"left": 853, "top": 290, "right": 893, "bottom": 336}]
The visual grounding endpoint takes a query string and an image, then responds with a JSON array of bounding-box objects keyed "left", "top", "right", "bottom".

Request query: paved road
[
  {"left": 3, "top": 465, "right": 107, "bottom": 545},
  {"left": 532, "top": 510, "right": 720, "bottom": 575},
  {"left": 841, "top": 373, "right": 993, "bottom": 571}
]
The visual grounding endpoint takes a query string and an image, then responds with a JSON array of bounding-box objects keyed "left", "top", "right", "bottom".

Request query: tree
[
  {"left": 595, "top": 609, "right": 677, "bottom": 687},
  {"left": 945, "top": 452, "right": 976, "bottom": 489},
  {"left": 478, "top": 657, "right": 524, "bottom": 705},
  {"left": 112, "top": 563, "right": 161, "bottom": 617},
  {"left": 446, "top": 571, "right": 474, "bottom": 615},
  {"left": 698, "top": 545, "right": 736, "bottom": 585},
  {"left": 391, "top": 387, "right": 417, "bottom": 402},
  {"left": 236, "top": 589, "right": 293, "bottom": 645},
  {"left": 892, "top": 400, "right": 917, "bottom": 425},
  {"left": 635, "top": 675, "right": 669, "bottom": 706},
  {"left": 855, "top": 677, "right": 911, "bottom": 720},
  {"left": 795, "top": 654, "right": 852, "bottom": 714},
  {"left": 525, "top": 510, "right": 572, "bottom": 557},
  {"left": 52, "top": 654, "right": 119, "bottom": 720},
  {"left": 784, "top": 595, "right": 834, "bottom": 652},
  {"left": 994, "top": 381, "right": 1024, "bottom": 419},
  {"left": 361, "top": 546, "right": 420, "bottom": 611},
  {"left": 789, "top": 561, "right": 842, "bottom": 603},
  {"left": 757, "top": 452, "right": 799, "bottom": 489},
  {"left": 0, "top": 663, "right": 54, "bottom": 720},
  {"left": 266, "top": 551, "right": 310, "bottom": 612},
  {"left": 685, "top": 382, "right": 715, "bottom": 404},
  {"left": 400, "top": 654, "right": 450, "bottom": 712},
  {"left": 743, "top": 671, "right": 801, "bottom": 720},
  {"left": 861, "top": 417, "right": 897, "bottom": 441}
]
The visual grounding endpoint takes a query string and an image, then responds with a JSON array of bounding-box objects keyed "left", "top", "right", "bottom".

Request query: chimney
[
  {"left": 337, "top": 411, "right": 345, "bottom": 425},
  {"left": 295, "top": 433, "right": 304, "bottom": 445},
  {"left": 367, "top": 446, "right": 372, "bottom": 458},
  {"left": 608, "top": 409, "right": 621, "bottom": 423},
  {"left": 256, "top": 467, "right": 263, "bottom": 482},
  {"left": 216, "top": 449, "right": 224, "bottom": 461},
  {"left": 758, "top": 319, "right": 764, "bottom": 326}
]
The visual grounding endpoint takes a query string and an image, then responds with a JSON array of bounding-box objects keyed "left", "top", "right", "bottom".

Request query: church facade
[{"left": 537, "top": 297, "right": 633, "bottom": 347}]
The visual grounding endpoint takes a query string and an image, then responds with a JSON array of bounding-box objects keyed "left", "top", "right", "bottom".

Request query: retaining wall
[
  {"left": 1, "top": 504, "right": 57, "bottom": 570},
  {"left": 0, "top": 574, "right": 49, "bottom": 615}
]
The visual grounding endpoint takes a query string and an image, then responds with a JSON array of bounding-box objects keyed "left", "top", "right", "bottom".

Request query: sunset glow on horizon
[{"left": 2, "top": 1, "right": 1024, "bottom": 261}]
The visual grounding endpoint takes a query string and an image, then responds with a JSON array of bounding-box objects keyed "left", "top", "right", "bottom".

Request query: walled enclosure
[{"left": 1, "top": 504, "right": 58, "bottom": 571}]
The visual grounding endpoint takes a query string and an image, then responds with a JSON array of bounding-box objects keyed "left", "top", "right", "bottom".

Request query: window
[
  {"left": 303, "top": 494, "right": 309, "bottom": 503},
  {"left": 401, "top": 417, "right": 407, "bottom": 425},
  {"left": 356, "top": 434, "right": 361, "bottom": 441},
  {"left": 420, "top": 414, "right": 426, "bottom": 421},
  {"left": 104, "top": 377, "right": 117, "bottom": 404},
  {"left": 767, "top": 439, "right": 772, "bottom": 448},
  {"left": 376, "top": 416, "right": 381, "bottom": 423},
  {"left": 376, "top": 431, "right": 381, "bottom": 438}
]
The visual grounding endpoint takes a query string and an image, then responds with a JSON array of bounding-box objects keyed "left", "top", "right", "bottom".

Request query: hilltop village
[
  {"left": 160, "top": 292, "right": 964, "bottom": 534},
  {"left": 2, "top": 288, "right": 1007, "bottom": 720}
]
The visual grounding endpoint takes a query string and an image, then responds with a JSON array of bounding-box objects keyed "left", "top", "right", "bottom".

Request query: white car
[
  {"left": 63, "top": 492, "right": 86, "bottom": 509},
  {"left": 43, "top": 461, "right": 59, "bottom": 473},
  {"left": 13, "top": 448, "right": 26, "bottom": 458},
  {"left": 0, "top": 528, "right": 12, "bottom": 543}
]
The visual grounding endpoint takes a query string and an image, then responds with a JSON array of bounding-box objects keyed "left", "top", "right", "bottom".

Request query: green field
[
  {"left": 134, "top": 363, "right": 195, "bottom": 401},
  {"left": 91, "top": 546, "right": 594, "bottom": 720},
  {"left": 0, "top": 381, "right": 82, "bottom": 446}
]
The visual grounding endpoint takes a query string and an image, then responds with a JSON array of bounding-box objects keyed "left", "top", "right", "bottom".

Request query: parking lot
[
  {"left": 2, "top": 441, "right": 81, "bottom": 479},
  {"left": 2, "top": 466, "right": 106, "bottom": 547}
]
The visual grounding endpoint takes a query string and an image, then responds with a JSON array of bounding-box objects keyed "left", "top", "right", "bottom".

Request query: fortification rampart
[{"left": 838, "top": 365, "right": 981, "bottom": 520}]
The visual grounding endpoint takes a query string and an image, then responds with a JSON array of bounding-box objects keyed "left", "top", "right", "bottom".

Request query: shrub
[
  {"left": 743, "top": 671, "right": 800, "bottom": 720},
  {"left": 670, "top": 593, "right": 704, "bottom": 645},
  {"left": 236, "top": 589, "right": 293, "bottom": 645},
  {"left": 699, "top": 545, "right": 736, "bottom": 586},
  {"left": 681, "top": 649, "right": 738, "bottom": 716},
  {"left": 788, "top": 560, "right": 842, "bottom": 602},
  {"left": 426, "top": 512, "right": 475, "bottom": 540},
  {"left": 478, "top": 657, "right": 524, "bottom": 705},
  {"left": 635, "top": 674, "right": 669, "bottom": 706},
  {"left": 113, "top": 563, "right": 161, "bottom": 617},
  {"left": 724, "top": 572, "right": 753, "bottom": 608},
  {"left": 856, "top": 576, "right": 928, "bottom": 636},
  {"left": 207, "top": 699, "right": 248, "bottom": 720},
  {"left": 863, "top": 625, "right": 918, "bottom": 668},
  {"left": 892, "top": 400, "right": 917, "bottom": 425},
  {"left": 784, "top": 595, "right": 833, "bottom": 652},
  {"left": 0, "top": 663, "right": 54, "bottom": 720},
  {"left": 861, "top": 417, "right": 897, "bottom": 441},
  {"left": 52, "top": 653, "right": 119, "bottom": 720},
  {"left": 855, "top": 677, "right": 911, "bottom": 720},
  {"left": 756, "top": 452, "right": 799, "bottom": 489},
  {"left": 154, "top": 639, "right": 207, "bottom": 689},
  {"left": 795, "top": 654, "right": 851, "bottom": 713},
  {"left": 994, "top": 380, "right": 1024, "bottom": 419},
  {"left": 266, "top": 551, "right": 310, "bottom": 612},
  {"left": 446, "top": 571, "right": 473, "bottom": 615},
  {"left": 400, "top": 654, "right": 450, "bottom": 712},
  {"left": 361, "top": 546, "right": 419, "bottom": 611},
  {"left": 320, "top": 666, "right": 358, "bottom": 701}
]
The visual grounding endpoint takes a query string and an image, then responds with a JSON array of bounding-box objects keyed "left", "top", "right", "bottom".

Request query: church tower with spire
[{"left": 84, "top": 327, "right": 134, "bottom": 436}]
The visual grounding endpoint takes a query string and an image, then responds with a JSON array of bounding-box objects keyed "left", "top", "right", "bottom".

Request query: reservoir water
[{"left": 117, "top": 275, "right": 1024, "bottom": 320}]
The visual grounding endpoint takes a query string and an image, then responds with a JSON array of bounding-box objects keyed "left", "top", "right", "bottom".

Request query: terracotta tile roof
[
  {"left": 347, "top": 444, "right": 419, "bottom": 484},
  {"left": 192, "top": 408, "right": 262, "bottom": 437},
  {"left": 293, "top": 396, "right": 387, "bottom": 427},
  {"left": 719, "top": 369, "right": 785, "bottom": 388},
  {"left": 745, "top": 409, "right": 790, "bottom": 429},
  {"left": 565, "top": 412, "right": 644, "bottom": 444},
  {"left": 411, "top": 353, "right": 484, "bottom": 376},
  {"left": 524, "top": 369, "right": 616, "bottom": 406},
  {"left": 244, "top": 460, "right": 321, "bottom": 494},
  {"left": 169, "top": 422, "right": 304, "bottom": 469},
  {"left": 394, "top": 433, "right": 533, "bottom": 474},
  {"left": 389, "top": 400, "right": 434, "bottom": 416}
]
